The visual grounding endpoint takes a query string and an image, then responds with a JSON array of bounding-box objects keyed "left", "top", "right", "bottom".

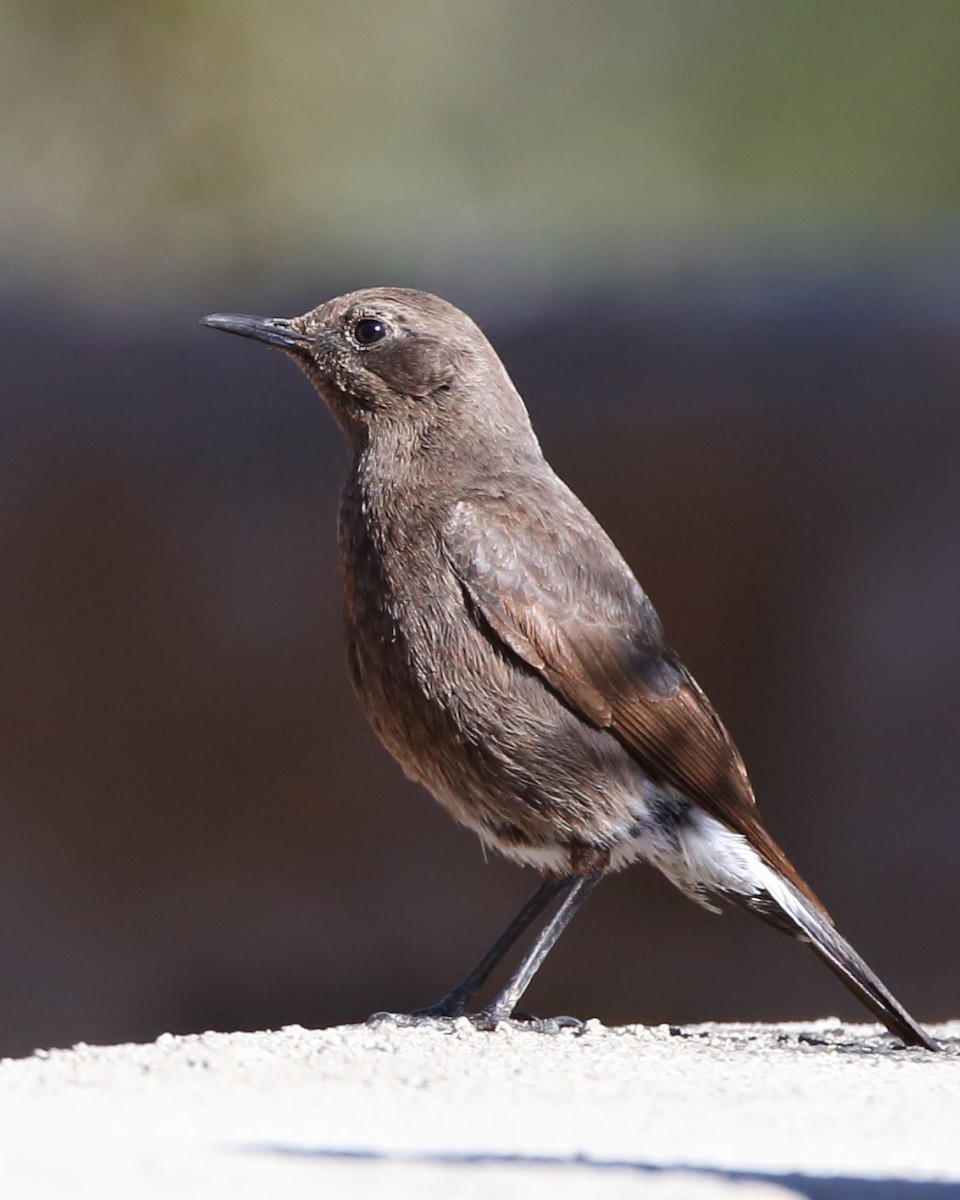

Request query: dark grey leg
[
  {"left": 474, "top": 871, "right": 603, "bottom": 1029},
  {"left": 415, "top": 876, "right": 569, "bottom": 1018},
  {"left": 367, "top": 876, "right": 568, "bottom": 1026}
]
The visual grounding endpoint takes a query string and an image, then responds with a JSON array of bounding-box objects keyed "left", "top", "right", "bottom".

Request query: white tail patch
[
  {"left": 666, "top": 810, "right": 771, "bottom": 900},
  {"left": 662, "top": 809, "right": 818, "bottom": 930}
]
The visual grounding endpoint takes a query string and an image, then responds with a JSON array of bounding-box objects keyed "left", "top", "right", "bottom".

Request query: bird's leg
[
  {"left": 368, "top": 876, "right": 567, "bottom": 1027},
  {"left": 415, "top": 876, "right": 569, "bottom": 1017},
  {"left": 472, "top": 871, "right": 603, "bottom": 1031}
]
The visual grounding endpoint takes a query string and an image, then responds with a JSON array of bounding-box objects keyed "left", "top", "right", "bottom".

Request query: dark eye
[{"left": 353, "top": 317, "right": 389, "bottom": 346}]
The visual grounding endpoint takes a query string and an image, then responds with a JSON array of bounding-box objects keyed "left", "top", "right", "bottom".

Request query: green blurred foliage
[{"left": 2, "top": 0, "right": 960, "bottom": 302}]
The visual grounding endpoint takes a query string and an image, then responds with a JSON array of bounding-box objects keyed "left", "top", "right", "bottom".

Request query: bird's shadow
[{"left": 248, "top": 1144, "right": 960, "bottom": 1199}]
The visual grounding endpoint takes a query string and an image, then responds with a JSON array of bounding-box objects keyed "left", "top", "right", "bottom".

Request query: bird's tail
[{"left": 733, "top": 865, "right": 938, "bottom": 1051}]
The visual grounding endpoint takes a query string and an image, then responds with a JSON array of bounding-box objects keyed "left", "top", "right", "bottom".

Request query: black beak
[{"left": 200, "top": 313, "right": 312, "bottom": 352}]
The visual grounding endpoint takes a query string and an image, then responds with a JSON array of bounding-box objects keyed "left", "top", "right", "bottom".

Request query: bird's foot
[
  {"left": 366, "top": 1010, "right": 458, "bottom": 1030},
  {"left": 469, "top": 1009, "right": 585, "bottom": 1035},
  {"left": 366, "top": 994, "right": 469, "bottom": 1031},
  {"left": 368, "top": 1005, "right": 585, "bottom": 1035}
]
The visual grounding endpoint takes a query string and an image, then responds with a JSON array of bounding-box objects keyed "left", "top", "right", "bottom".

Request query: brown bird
[{"left": 202, "top": 288, "right": 936, "bottom": 1050}]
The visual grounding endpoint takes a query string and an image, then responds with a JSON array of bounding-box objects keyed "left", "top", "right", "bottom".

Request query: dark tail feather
[{"left": 732, "top": 876, "right": 938, "bottom": 1051}]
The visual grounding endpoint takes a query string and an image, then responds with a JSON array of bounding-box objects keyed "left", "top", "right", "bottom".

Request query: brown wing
[{"left": 447, "top": 495, "right": 822, "bottom": 907}]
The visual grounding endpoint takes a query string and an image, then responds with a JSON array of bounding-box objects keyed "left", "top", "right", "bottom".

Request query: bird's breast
[
  {"left": 334, "top": 475, "right": 652, "bottom": 865},
  {"left": 337, "top": 491, "right": 468, "bottom": 764}
]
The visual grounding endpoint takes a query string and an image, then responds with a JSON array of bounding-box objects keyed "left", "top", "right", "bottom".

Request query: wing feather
[{"left": 447, "top": 496, "right": 823, "bottom": 909}]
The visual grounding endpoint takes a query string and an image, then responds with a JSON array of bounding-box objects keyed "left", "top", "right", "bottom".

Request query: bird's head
[{"left": 202, "top": 287, "right": 535, "bottom": 452}]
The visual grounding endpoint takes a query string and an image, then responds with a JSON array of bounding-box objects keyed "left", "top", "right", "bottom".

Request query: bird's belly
[{"left": 344, "top": 584, "right": 682, "bottom": 872}]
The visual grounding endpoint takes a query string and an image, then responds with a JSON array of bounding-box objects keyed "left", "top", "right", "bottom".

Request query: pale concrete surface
[{"left": 1, "top": 1018, "right": 958, "bottom": 1199}]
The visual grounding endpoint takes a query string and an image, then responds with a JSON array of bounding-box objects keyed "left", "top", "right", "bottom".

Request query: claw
[
  {"left": 366, "top": 1010, "right": 457, "bottom": 1031},
  {"left": 467, "top": 1010, "right": 585, "bottom": 1034}
]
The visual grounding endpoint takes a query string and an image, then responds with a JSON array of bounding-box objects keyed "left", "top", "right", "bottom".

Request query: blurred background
[{"left": 1, "top": 0, "right": 958, "bottom": 1057}]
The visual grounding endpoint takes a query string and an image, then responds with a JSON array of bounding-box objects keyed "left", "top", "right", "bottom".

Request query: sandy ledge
[{"left": 1, "top": 1018, "right": 958, "bottom": 1199}]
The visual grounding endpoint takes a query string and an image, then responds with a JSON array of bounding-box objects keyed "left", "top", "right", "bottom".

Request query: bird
[{"left": 201, "top": 287, "right": 937, "bottom": 1050}]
